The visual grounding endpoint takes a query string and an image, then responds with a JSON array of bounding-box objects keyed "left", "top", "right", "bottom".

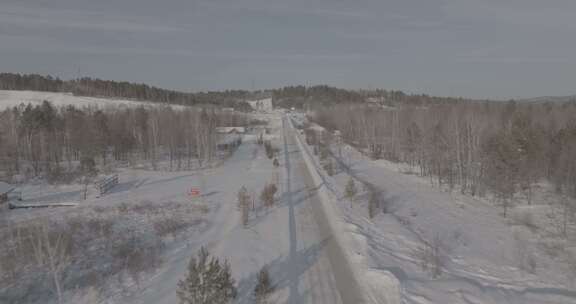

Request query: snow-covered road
[
  {"left": 282, "top": 116, "right": 342, "bottom": 304},
  {"left": 110, "top": 113, "right": 353, "bottom": 304}
]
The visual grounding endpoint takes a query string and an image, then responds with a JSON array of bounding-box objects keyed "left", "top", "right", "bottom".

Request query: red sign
[{"left": 189, "top": 188, "right": 201, "bottom": 196}]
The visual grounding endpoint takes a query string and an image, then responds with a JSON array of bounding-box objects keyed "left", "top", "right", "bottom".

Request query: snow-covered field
[
  {"left": 4, "top": 108, "right": 573, "bottom": 304},
  {"left": 293, "top": 115, "right": 576, "bottom": 304},
  {"left": 0, "top": 111, "right": 355, "bottom": 304},
  {"left": 0, "top": 90, "right": 185, "bottom": 110}
]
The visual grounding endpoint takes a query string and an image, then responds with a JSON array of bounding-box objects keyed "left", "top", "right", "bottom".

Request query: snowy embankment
[
  {"left": 288, "top": 116, "right": 400, "bottom": 304},
  {"left": 0, "top": 90, "right": 185, "bottom": 110},
  {"left": 294, "top": 117, "right": 576, "bottom": 304}
]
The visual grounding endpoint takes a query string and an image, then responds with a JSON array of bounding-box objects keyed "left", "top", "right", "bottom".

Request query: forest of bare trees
[
  {"left": 313, "top": 100, "right": 576, "bottom": 216},
  {"left": 0, "top": 101, "right": 248, "bottom": 182}
]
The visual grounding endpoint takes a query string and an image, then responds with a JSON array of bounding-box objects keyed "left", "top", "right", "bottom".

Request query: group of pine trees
[
  {"left": 177, "top": 247, "right": 274, "bottom": 304},
  {"left": 314, "top": 100, "right": 576, "bottom": 216},
  {"left": 0, "top": 101, "right": 248, "bottom": 180},
  {"left": 272, "top": 85, "right": 365, "bottom": 109}
]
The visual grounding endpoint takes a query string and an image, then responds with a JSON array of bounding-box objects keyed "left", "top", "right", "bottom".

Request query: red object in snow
[{"left": 189, "top": 188, "right": 201, "bottom": 196}]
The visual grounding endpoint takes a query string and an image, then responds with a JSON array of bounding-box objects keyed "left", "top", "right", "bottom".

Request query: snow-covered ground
[
  {"left": 115, "top": 113, "right": 351, "bottom": 304},
  {"left": 6, "top": 108, "right": 572, "bottom": 304},
  {"left": 1, "top": 111, "right": 355, "bottom": 303},
  {"left": 292, "top": 115, "right": 576, "bottom": 304},
  {"left": 0, "top": 90, "right": 185, "bottom": 110}
]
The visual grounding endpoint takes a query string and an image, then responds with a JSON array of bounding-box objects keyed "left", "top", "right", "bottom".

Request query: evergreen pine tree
[
  {"left": 177, "top": 247, "right": 237, "bottom": 304},
  {"left": 345, "top": 177, "right": 357, "bottom": 200},
  {"left": 254, "top": 266, "right": 274, "bottom": 304}
]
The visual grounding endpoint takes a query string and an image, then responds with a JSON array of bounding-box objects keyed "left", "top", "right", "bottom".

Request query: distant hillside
[
  {"left": 272, "top": 85, "right": 480, "bottom": 109},
  {"left": 519, "top": 95, "right": 576, "bottom": 103},
  {"left": 0, "top": 90, "right": 187, "bottom": 111},
  {"left": 0, "top": 73, "right": 253, "bottom": 110},
  {"left": 0, "top": 72, "right": 529, "bottom": 111}
]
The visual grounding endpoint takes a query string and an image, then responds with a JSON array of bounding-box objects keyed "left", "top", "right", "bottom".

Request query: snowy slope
[{"left": 0, "top": 90, "right": 185, "bottom": 110}]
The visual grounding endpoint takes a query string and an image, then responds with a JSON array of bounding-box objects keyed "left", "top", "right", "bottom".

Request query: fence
[{"left": 96, "top": 174, "right": 118, "bottom": 195}]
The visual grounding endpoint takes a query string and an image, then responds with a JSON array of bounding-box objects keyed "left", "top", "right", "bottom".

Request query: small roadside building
[
  {"left": 215, "top": 127, "right": 245, "bottom": 152},
  {"left": 0, "top": 182, "right": 16, "bottom": 204},
  {"left": 215, "top": 127, "right": 246, "bottom": 134}
]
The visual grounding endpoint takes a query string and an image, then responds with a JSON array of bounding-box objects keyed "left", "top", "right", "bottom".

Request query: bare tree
[
  {"left": 260, "top": 183, "right": 278, "bottom": 208},
  {"left": 29, "top": 222, "right": 72, "bottom": 304},
  {"left": 238, "top": 187, "right": 251, "bottom": 227},
  {"left": 412, "top": 234, "right": 447, "bottom": 278}
]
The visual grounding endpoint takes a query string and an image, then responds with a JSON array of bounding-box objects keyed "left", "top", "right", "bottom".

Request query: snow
[
  {"left": 292, "top": 116, "right": 576, "bottom": 304},
  {"left": 4, "top": 108, "right": 573, "bottom": 304},
  {"left": 0, "top": 90, "right": 186, "bottom": 110},
  {"left": 111, "top": 112, "right": 348, "bottom": 304},
  {"left": 0, "top": 111, "right": 355, "bottom": 303}
]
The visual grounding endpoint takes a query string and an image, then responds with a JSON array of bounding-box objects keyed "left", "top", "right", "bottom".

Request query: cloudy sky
[{"left": 1, "top": 0, "right": 575, "bottom": 99}]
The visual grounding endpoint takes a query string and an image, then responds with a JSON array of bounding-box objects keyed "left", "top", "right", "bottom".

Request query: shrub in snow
[
  {"left": 319, "top": 146, "right": 329, "bottom": 161},
  {"left": 260, "top": 183, "right": 278, "bottom": 208},
  {"left": 511, "top": 210, "right": 538, "bottom": 232},
  {"left": 112, "top": 232, "right": 164, "bottom": 286},
  {"left": 345, "top": 177, "right": 357, "bottom": 200},
  {"left": 514, "top": 231, "right": 537, "bottom": 274},
  {"left": 237, "top": 186, "right": 250, "bottom": 210},
  {"left": 368, "top": 189, "right": 380, "bottom": 218},
  {"left": 412, "top": 235, "right": 447, "bottom": 278},
  {"left": 238, "top": 187, "right": 251, "bottom": 227},
  {"left": 323, "top": 160, "right": 334, "bottom": 176},
  {"left": 264, "top": 141, "right": 275, "bottom": 159},
  {"left": 254, "top": 266, "right": 274, "bottom": 304},
  {"left": 177, "top": 247, "right": 237, "bottom": 304}
]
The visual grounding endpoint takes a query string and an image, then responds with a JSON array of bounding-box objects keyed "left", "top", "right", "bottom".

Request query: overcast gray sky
[{"left": 1, "top": 0, "right": 575, "bottom": 99}]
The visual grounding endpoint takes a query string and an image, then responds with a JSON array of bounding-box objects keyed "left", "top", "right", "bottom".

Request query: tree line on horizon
[
  {"left": 271, "top": 85, "right": 475, "bottom": 109},
  {"left": 0, "top": 72, "right": 511, "bottom": 111}
]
